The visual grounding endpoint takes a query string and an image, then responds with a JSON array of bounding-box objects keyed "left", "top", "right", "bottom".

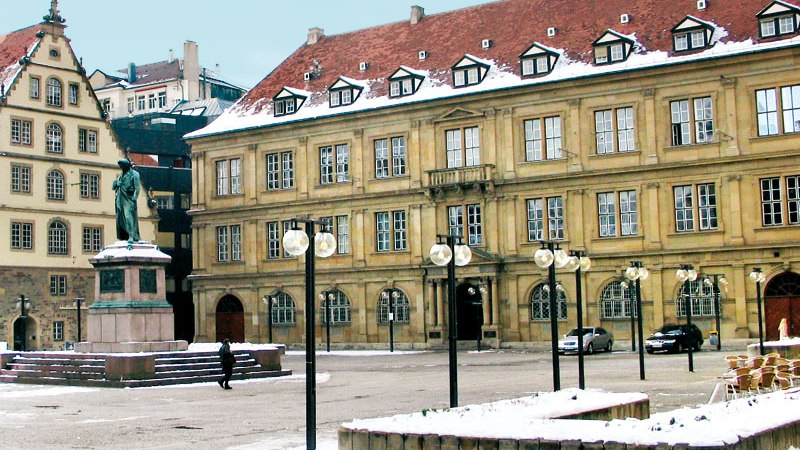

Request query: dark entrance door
[
  {"left": 456, "top": 283, "right": 483, "bottom": 341},
  {"left": 215, "top": 295, "right": 244, "bottom": 342},
  {"left": 764, "top": 272, "right": 800, "bottom": 341},
  {"left": 13, "top": 317, "right": 33, "bottom": 351}
]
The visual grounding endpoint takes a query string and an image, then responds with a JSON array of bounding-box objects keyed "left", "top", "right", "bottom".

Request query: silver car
[{"left": 558, "top": 327, "right": 614, "bottom": 354}]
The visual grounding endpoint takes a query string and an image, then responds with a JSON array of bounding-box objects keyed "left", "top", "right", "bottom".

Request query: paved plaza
[{"left": 0, "top": 345, "right": 742, "bottom": 449}]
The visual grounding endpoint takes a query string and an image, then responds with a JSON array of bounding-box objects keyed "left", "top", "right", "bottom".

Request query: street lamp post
[
  {"left": 624, "top": 262, "right": 648, "bottom": 380},
  {"left": 282, "top": 218, "right": 337, "bottom": 450},
  {"left": 429, "top": 234, "right": 472, "bottom": 408},
  {"left": 749, "top": 268, "right": 766, "bottom": 355},
  {"left": 73, "top": 297, "right": 84, "bottom": 343},
  {"left": 16, "top": 295, "right": 31, "bottom": 351},
  {"left": 567, "top": 251, "right": 591, "bottom": 389},
  {"left": 703, "top": 275, "right": 727, "bottom": 351},
  {"left": 319, "top": 291, "right": 334, "bottom": 353},
  {"left": 381, "top": 289, "right": 401, "bottom": 352},
  {"left": 262, "top": 295, "right": 276, "bottom": 343},
  {"left": 676, "top": 264, "right": 698, "bottom": 372},
  {"left": 534, "top": 241, "right": 571, "bottom": 391}
]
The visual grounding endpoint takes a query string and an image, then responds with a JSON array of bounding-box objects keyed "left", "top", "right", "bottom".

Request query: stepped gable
[
  {"left": 0, "top": 24, "right": 43, "bottom": 90},
  {"left": 239, "top": 0, "right": 761, "bottom": 114}
]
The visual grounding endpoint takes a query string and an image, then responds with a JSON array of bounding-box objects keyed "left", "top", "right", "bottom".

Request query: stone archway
[
  {"left": 764, "top": 272, "right": 800, "bottom": 341},
  {"left": 13, "top": 316, "right": 36, "bottom": 351},
  {"left": 215, "top": 295, "right": 245, "bottom": 343},
  {"left": 456, "top": 283, "right": 483, "bottom": 341}
]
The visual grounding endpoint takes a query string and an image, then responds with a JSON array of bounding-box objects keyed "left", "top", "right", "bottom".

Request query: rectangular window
[
  {"left": 372, "top": 136, "right": 407, "bottom": 177},
  {"left": 341, "top": 89, "right": 352, "bottom": 105},
  {"left": 376, "top": 210, "right": 408, "bottom": 252},
  {"left": 757, "top": 88, "right": 779, "bottom": 136},
  {"left": 230, "top": 225, "right": 242, "bottom": 261},
  {"left": 215, "top": 158, "right": 241, "bottom": 196},
  {"left": 80, "top": 173, "right": 100, "bottom": 199},
  {"left": 782, "top": 85, "right": 800, "bottom": 133},
  {"left": 547, "top": 197, "right": 564, "bottom": 240},
  {"left": 53, "top": 321, "right": 64, "bottom": 341},
  {"left": 137, "top": 95, "right": 145, "bottom": 110},
  {"left": 148, "top": 93, "right": 156, "bottom": 109},
  {"left": 761, "top": 19, "right": 777, "bottom": 37},
  {"left": 11, "top": 119, "right": 32, "bottom": 145},
  {"left": 671, "top": 96, "right": 714, "bottom": 145},
  {"left": 446, "top": 127, "right": 479, "bottom": 168},
  {"left": 698, "top": 183, "right": 718, "bottom": 230},
  {"left": 217, "top": 226, "right": 229, "bottom": 262},
  {"left": 82, "top": 226, "right": 102, "bottom": 253},
  {"left": 267, "top": 222, "right": 280, "bottom": 259},
  {"left": 127, "top": 97, "right": 134, "bottom": 113},
  {"left": 756, "top": 84, "right": 800, "bottom": 136},
  {"left": 11, "top": 222, "right": 33, "bottom": 250},
  {"left": 524, "top": 117, "right": 562, "bottom": 161},
  {"left": 598, "top": 191, "right": 638, "bottom": 237},
  {"left": 319, "top": 144, "right": 349, "bottom": 184},
  {"left": 374, "top": 139, "right": 389, "bottom": 179},
  {"left": 595, "top": 110, "right": 614, "bottom": 154},
  {"left": 50, "top": 275, "right": 67, "bottom": 296},
  {"left": 69, "top": 83, "right": 79, "bottom": 105},
  {"left": 762, "top": 177, "right": 783, "bottom": 226},
  {"left": 11, "top": 165, "right": 31, "bottom": 193},
  {"left": 526, "top": 197, "right": 565, "bottom": 241},
  {"left": 389, "top": 81, "right": 400, "bottom": 97},
  {"left": 598, "top": 193, "right": 617, "bottom": 237},
  {"left": 266, "top": 151, "right": 294, "bottom": 190},
  {"left": 674, "top": 185, "right": 695, "bottom": 232},
  {"left": 158, "top": 91, "right": 167, "bottom": 108},
  {"left": 78, "top": 129, "right": 97, "bottom": 153},
  {"left": 336, "top": 215, "right": 350, "bottom": 254},
  {"left": 447, "top": 204, "right": 483, "bottom": 245},
  {"left": 30, "top": 76, "right": 40, "bottom": 99},
  {"left": 526, "top": 198, "right": 544, "bottom": 241}
]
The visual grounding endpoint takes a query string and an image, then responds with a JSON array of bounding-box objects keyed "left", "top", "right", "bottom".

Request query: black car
[{"left": 644, "top": 324, "right": 703, "bottom": 354}]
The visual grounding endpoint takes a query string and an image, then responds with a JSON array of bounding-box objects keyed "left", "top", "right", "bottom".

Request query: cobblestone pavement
[{"left": 0, "top": 346, "right": 738, "bottom": 449}]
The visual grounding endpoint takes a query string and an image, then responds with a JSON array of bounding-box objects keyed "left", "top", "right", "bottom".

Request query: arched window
[
  {"left": 46, "top": 77, "right": 62, "bottom": 106},
  {"left": 46, "top": 123, "right": 63, "bottom": 153},
  {"left": 530, "top": 283, "right": 567, "bottom": 321},
  {"left": 377, "top": 289, "right": 410, "bottom": 323},
  {"left": 319, "top": 289, "right": 351, "bottom": 325},
  {"left": 48, "top": 220, "right": 68, "bottom": 254},
  {"left": 677, "top": 279, "right": 719, "bottom": 317},
  {"left": 47, "top": 170, "right": 64, "bottom": 200},
  {"left": 270, "top": 291, "right": 296, "bottom": 325},
  {"left": 600, "top": 280, "right": 635, "bottom": 319}
]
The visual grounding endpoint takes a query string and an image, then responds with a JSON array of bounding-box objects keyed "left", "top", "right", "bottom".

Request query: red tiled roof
[
  {"left": 0, "top": 24, "right": 43, "bottom": 90},
  {"left": 129, "top": 153, "right": 159, "bottom": 167},
  {"left": 239, "top": 0, "right": 774, "bottom": 113}
]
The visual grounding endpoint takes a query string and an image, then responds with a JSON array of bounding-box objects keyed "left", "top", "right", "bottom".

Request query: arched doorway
[
  {"left": 215, "top": 295, "right": 244, "bottom": 343},
  {"left": 764, "top": 272, "right": 800, "bottom": 340},
  {"left": 456, "top": 283, "right": 483, "bottom": 341},
  {"left": 13, "top": 316, "right": 36, "bottom": 351}
]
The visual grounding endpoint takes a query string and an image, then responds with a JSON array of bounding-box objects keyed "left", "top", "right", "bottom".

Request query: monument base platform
[{"left": 75, "top": 340, "right": 188, "bottom": 353}]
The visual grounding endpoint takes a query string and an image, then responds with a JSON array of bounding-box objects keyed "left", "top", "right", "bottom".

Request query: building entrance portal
[
  {"left": 764, "top": 272, "right": 800, "bottom": 341},
  {"left": 456, "top": 283, "right": 483, "bottom": 341},
  {"left": 13, "top": 317, "right": 35, "bottom": 351},
  {"left": 216, "top": 295, "right": 245, "bottom": 343}
]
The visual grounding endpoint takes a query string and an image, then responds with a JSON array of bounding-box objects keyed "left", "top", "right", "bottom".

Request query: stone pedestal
[{"left": 75, "top": 241, "right": 188, "bottom": 353}]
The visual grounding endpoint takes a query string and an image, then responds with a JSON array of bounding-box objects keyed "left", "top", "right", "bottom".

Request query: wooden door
[
  {"left": 215, "top": 295, "right": 245, "bottom": 342},
  {"left": 765, "top": 297, "right": 790, "bottom": 341}
]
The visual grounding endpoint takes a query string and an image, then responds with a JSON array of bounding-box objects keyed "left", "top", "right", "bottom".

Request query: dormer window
[
  {"left": 672, "top": 16, "right": 715, "bottom": 52},
  {"left": 592, "top": 30, "right": 635, "bottom": 65},
  {"left": 757, "top": 0, "right": 800, "bottom": 38},
  {"left": 451, "top": 55, "right": 490, "bottom": 88},
  {"left": 329, "top": 77, "right": 364, "bottom": 108},
  {"left": 272, "top": 87, "right": 308, "bottom": 117},
  {"left": 519, "top": 42, "right": 559, "bottom": 77},
  {"left": 388, "top": 66, "right": 425, "bottom": 98}
]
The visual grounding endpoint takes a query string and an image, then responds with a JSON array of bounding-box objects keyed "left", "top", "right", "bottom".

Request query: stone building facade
[{"left": 186, "top": 0, "right": 800, "bottom": 348}]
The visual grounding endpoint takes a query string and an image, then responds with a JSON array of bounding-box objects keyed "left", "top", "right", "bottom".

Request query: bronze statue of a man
[{"left": 112, "top": 158, "right": 141, "bottom": 242}]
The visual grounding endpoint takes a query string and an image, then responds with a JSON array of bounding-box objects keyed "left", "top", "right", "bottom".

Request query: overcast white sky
[{"left": 0, "top": 1, "right": 490, "bottom": 88}]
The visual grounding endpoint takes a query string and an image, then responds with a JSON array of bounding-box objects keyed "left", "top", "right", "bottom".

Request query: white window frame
[
  {"left": 11, "top": 221, "right": 33, "bottom": 250},
  {"left": 524, "top": 117, "right": 562, "bottom": 161},
  {"left": 670, "top": 96, "right": 714, "bottom": 145},
  {"left": 531, "top": 283, "right": 567, "bottom": 321}
]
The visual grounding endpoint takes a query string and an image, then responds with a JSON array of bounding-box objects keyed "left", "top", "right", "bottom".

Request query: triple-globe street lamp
[
  {"left": 622, "top": 261, "right": 648, "bottom": 380},
  {"left": 429, "top": 234, "right": 472, "bottom": 408},
  {"left": 282, "top": 218, "right": 337, "bottom": 450},
  {"left": 676, "top": 264, "right": 699, "bottom": 372},
  {"left": 381, "top": 288, "right": 402, "bottom": 352}
]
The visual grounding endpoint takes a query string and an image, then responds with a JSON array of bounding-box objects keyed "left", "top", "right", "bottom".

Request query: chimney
[
  {"left": 168, "top": 48, "right": 174, "bottom": 63},
  {"left": 127, "top": 62, "right": 136, "bottom": 83},
  {"left": 183, "top": 40, "right": 200, "bottom": 101},
  {"left": 307, "top": 27, "right": 325, "bottom": 45},
  {"left": 410, "top": 5, "right": 425, "bottom": 25}
]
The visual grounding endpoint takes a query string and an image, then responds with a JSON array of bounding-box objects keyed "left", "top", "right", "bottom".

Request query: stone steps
[{"left": 0, "top": 349, "right": 290, "bottom": 388}]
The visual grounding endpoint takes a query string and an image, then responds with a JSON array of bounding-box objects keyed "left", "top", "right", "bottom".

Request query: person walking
[{"left": 218, "top": 339, "right": 235, "bottom": 389}]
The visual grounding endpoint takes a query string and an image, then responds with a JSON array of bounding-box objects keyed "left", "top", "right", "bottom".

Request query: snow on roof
[
  {"left": 0, "top": 24, "right": 42, "bottom": 95},
  {"left": 186, "top": 0, "right": 800, "bottom": 140}
]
